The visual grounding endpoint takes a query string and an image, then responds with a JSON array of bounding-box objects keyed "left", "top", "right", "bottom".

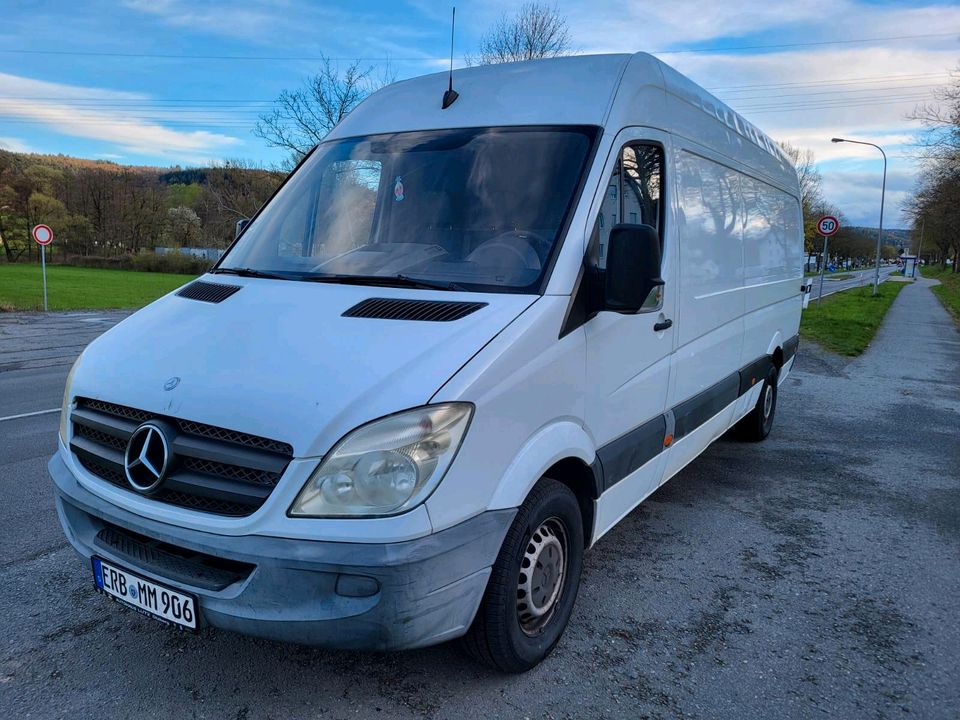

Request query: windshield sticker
[{"left": 394, "top": 176, "right": 405, "bottom": 202}]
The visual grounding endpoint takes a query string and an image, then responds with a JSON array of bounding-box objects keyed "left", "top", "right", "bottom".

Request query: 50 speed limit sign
[{"left": 816, "top": 215, "right": 839, "bottom": 237}]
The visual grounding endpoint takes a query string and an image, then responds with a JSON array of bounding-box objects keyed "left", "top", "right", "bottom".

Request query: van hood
[{"left": 71, "top": 277, "right": 536, "bottom": 457}]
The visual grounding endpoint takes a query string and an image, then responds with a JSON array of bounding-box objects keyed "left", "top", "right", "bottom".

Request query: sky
[{"left": 0, "top": 1, "right": 958, "bottom": 226}]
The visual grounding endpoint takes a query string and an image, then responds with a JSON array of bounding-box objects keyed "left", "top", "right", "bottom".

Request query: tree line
[
  {"left": 0, "top": 150, "right": 282, "bottom": 266},
  {"left": 906, "top": 66, "right": 960, "bottom": 271}
]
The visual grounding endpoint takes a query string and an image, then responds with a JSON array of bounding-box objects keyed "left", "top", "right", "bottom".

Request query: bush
[{"left": 59, "top": 253, "right": 212, "bottom": 275}]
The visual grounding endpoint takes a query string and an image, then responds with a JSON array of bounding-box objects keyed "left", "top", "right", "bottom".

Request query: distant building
[{"left": 154, "top": 247, "right": 223, "bottom": 261}]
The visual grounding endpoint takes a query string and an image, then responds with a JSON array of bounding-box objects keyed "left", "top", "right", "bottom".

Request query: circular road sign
[
  {"left": 816, "top": 216, "right": 839, "bottom": 237},
  {"left": 32, "top": 224, "right": 53, "bottom": 246}
]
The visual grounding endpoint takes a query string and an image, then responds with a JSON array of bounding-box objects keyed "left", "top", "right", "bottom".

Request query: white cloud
[
  {"left": 121, "top": 0, "right": 287, "bottom": 41},
  {"left": 0, "top": 72, "right": 240, "bottom": 162},
  {"left": 821, "top": 169, "right": 915, "bottom": 227},
  {"left": 0, "top": 136, "right": 32, "bottom": 153},
  {"left": 566, "top": 0, "right": 960, "bottom": 52},
  {"left": 121, "top": 0, "right": 433, "bottom": 50}
]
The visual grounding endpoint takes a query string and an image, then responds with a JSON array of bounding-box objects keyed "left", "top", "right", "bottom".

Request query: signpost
[
  {"left": 815, "top": 215, "right": 839, "bottom": 308},
  {"left": 32, "top": 224, "right": 53, "bottom": 312}
]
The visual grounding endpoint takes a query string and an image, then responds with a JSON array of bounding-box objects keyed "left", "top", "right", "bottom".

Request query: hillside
[{"left": 0, "top": 149, "right": 284, "bottom": 263}]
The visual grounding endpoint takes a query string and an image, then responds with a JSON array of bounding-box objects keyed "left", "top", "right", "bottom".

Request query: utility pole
[{"left": 914, "top": 218, "right": 924, "bottom": 278}]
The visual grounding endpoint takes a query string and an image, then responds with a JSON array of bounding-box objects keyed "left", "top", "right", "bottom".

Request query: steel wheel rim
[
  {"left": 763, "top": 384, "right": 774, "bottom": 419},
  {"left": 517, "top": 517, "right": 568, "bottom": 636}
]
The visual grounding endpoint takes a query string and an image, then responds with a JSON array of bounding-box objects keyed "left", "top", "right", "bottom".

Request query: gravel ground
[{"left": 1, "top": 278, "right": 957, "bottom": 719}]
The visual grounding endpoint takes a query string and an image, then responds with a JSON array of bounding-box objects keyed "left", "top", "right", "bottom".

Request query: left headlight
[
  {"left": 59, "top": 355, "right": 81, "bottom": 445},
  {"left": 289, "top": 403, "right": 473, "bottom": 518}
]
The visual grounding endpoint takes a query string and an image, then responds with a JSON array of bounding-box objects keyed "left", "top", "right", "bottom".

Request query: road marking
[{"left": 0, "top": 408, "right": 60, "bottom": 422}]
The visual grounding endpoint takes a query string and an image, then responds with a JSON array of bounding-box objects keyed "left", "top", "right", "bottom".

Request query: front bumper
[{"left": 50, "top": 453, "right": 515, "bottom": 650}]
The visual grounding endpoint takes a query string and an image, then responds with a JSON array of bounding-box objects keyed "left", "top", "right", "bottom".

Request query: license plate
[{"left": 92, "top": 557, "right": 198, "bottom": 630}]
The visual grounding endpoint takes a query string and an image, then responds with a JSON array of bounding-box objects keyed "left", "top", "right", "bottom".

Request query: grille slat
[
  {"left": 71, "top": 397, "right": 292, "bottom": 517},
  {"left": 176, "top": 280, "right": 242, "bottom": 303},
  {"left": 343, "top": 297, "right": 487, "bottom": 322}
]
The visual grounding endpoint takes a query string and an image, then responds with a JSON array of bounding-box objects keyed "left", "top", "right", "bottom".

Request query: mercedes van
[{"left": 50, "top": 53, "right": 802, "bottom": 673}]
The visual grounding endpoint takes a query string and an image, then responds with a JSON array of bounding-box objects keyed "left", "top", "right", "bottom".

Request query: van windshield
[{"left": 217, "top": 126, "right": 598, "bottom": 293}]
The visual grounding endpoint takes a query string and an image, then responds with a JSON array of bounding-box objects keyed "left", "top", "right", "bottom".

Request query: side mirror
[
  {"left": 235, "top": 218, "right": 250, "bottom": 239},
  {"left": 604, "top": 224, "right": 664, "bottom": 313}
]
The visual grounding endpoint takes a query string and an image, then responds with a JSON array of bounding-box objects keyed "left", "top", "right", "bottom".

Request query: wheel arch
[{"left": 487, "top": 420, "right": 600, "bottom": 546}]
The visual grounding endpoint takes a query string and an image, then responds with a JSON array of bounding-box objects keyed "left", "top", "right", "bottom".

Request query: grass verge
[
  {"left": 921, "top": 265, "right": 960, "bottom": 325},
  {"left": 0, "top": 264, "right": 194, "bottom": 311},
  {"left": 801, "top": 281, "right": 906, "bottom": 356}
]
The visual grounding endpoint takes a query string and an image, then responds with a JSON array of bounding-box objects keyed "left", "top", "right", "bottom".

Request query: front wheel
[{"left": 461, "top": 478, "right": 584, "bottom": 673}]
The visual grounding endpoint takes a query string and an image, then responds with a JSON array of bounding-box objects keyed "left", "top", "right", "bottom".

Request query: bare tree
[
  {"left": 254, "top": 55, "right": 393, "bottom": 166},
  {"left": 908, "top": 64, "right": 960, "bottom": 168},
  {"left": 778, "top": 141, "right": 826, "bottom": 252},
  {"left": 905, "top": 67, "right": 960, "bottom": 271},
  {"left": 472, "top": 3, "right": 572, "bottom": 65}
]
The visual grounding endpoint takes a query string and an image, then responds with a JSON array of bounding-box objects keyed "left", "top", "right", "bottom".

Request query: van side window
[{"left": 591, "top": 144, "right": 663, "bottom": 270}]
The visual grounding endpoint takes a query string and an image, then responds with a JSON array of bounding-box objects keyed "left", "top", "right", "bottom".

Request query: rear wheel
[
  {"left": 461, "top": 478, "right": 584, "bottom": 673},
  {"left": 735, "top": 364, "right": 778, "bottom": 441}
]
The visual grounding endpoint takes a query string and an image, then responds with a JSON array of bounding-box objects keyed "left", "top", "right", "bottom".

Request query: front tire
[
  {"left": 461, "top": 478, "right": 584, "bottom": 673},
  {"left": 735, "top": 364, "right": 778, "bottom": 441}
]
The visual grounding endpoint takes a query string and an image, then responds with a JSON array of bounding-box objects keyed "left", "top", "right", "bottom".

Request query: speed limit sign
[{"left": 817, "top": 215, "right": 839, "bottom": 237}]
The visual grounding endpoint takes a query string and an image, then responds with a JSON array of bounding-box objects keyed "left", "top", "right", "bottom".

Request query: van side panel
[
  {"left": 739, "top": 175, "right": 803, "bottom": 372},
  {"left": 673, "top": 149, "right": 746, "bottom": 401}
]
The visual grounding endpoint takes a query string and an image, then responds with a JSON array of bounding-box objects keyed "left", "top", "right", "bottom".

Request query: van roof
[{"left": 327, "top": 53, "right": 797, "bottom": 192}]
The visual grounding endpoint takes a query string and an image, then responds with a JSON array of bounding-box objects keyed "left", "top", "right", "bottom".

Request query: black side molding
[
  {"left": 597, "top": 344, "right": 795, "bottom": 493},
  {"left": 783, "top": 334, "right": 800, "bottom": 363},
  {"left": 595, "top": 414, "right": 667, "bottom": 493},
  {"left": 739, "top": 356, "right": 774, "bottom": 396},
  {"left": 672, "top": 373, "right": 740, "bottom": 442}
]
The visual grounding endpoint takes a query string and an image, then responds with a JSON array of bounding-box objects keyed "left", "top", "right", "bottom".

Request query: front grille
[
  {"left": 81, "top": 398, "right": 151, "bottom": 423},
  {"left": 94, "top": 524, "right": 254, "bottom": 591},
  {"left": 75, "top": 424, "right": 126, "bottom": 452},
  {"left": 181, "top": 456, "right": 280, "bottom": 487},
  {"left": 177, "top": 419, "right": 292, "bottom": 455},
  {"left": 78, "top": 454, "right": 126, "bottom": 486},
  {"left": 70, "top": 397, "right": 293, "bottom": 517}
]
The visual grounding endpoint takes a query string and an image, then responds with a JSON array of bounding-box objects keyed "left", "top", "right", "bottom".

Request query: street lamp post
[{"left": 831, "top": 137, "right": 887, "bottom": 296}]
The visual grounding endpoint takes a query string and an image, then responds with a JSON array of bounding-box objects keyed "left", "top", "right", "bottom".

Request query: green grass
[
  {"left": 0, "top": 264, "right": 195, "bottom": 311},
  {"left": 801, "top": 281, "right": 906, "bottom": 356},
  {"left": 922, "top": 264, "right": 960, "bottom": 325},
  {"left": 825, "top": 273, "right": 854, "bottom": 281}
]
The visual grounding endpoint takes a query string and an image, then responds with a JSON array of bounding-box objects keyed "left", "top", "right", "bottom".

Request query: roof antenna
[{"left": 442, "top": 7, "right": 459, "bottom": 109}]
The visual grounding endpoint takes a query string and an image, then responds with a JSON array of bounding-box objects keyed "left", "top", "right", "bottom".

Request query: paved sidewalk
[{"left": 850, "top": 275, "right": 960, "bottom": 386}]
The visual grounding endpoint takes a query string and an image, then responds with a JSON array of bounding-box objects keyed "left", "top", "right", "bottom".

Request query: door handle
[{"left": 654, "top": 318, "right": 673, "bottom": 332}]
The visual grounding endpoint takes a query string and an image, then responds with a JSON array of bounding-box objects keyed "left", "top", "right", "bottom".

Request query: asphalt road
[
  {"left": 808, "top": 265, "right": 898, "bottom": 301},
  {"left": 1, "top": 279, "right": 958, "bottom": 720}
]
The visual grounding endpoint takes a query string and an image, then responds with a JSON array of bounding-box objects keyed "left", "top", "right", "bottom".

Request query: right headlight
[{"left": 289, "top": 403, "right": 473, "bottom": 518}]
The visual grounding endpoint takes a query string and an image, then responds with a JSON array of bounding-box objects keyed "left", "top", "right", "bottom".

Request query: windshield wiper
[
  {"left": 396, "top": 274, "right": 466, "bottom": 292},
  {"left": 303, "top": 274, "right": 465, "bottom": 292},
  {"left": 211, "top": 267, "right": 292, "bottom": 281}
]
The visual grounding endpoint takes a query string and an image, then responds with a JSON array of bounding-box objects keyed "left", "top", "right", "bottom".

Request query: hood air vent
[
  {"left": 343, "top": 298, "right": 487, "bottom": 322},
  {"left": 177, "top": 281, "right": 242, "bottom": 303}
]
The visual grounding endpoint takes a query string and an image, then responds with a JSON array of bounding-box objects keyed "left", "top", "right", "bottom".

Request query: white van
[{"left": 50, "top": 53, "right": 802, "bottom": 672}]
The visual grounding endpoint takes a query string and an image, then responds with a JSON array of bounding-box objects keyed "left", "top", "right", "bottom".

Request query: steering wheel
[{"left": 466, "top": 231, "right": 548, "bottom": 272}]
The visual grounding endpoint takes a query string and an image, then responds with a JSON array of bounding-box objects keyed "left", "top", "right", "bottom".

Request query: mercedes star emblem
[{"left": 124, "top": 423, "right": 170, "bottom": 493}]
